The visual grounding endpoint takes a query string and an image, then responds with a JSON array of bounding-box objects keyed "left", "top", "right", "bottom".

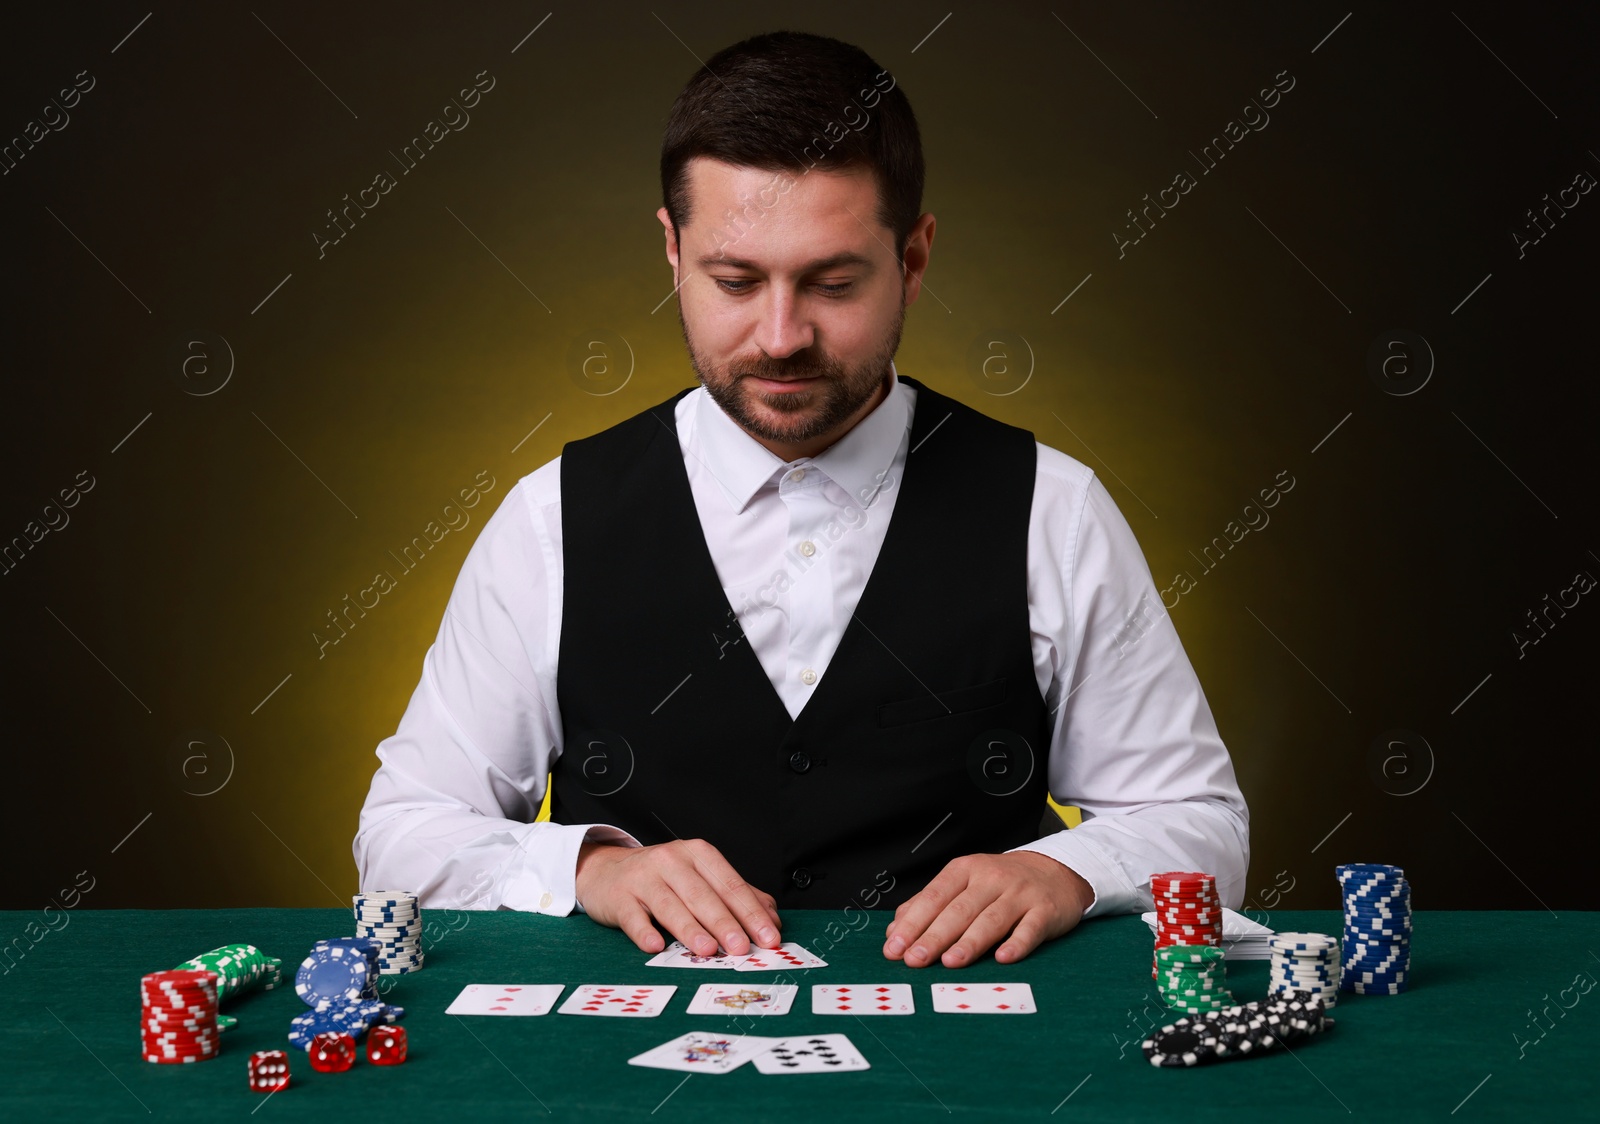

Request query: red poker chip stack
[
  {"left": 141, "top": 969, "right": 221, "bottom": 1064},
  {"left": 1150, "top": 871, "right": 1222, "bottom": 979}
]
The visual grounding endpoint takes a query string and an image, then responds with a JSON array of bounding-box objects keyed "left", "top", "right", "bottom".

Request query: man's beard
[{"left": 680, "top": 297, "right": 905, "bottom": 450}]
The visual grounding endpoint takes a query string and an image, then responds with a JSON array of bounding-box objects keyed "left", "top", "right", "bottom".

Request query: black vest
[{"left": 552, "top": 375, "right": 1051, "bottom": 910}]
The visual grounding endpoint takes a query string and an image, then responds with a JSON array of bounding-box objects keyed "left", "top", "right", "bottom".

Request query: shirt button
[
  {"left": 800, "top": 668, "right": 817, "bottom": 685},
  {"left": 790, "top": 867, "right": 812, "bottom": 889},
  {"left": 788, "top": 468, "right": 806, "bottom": 482},
  {"left": 797, "top": 540, "right": 816, "bottom": 557},
  {"left": 538, "top": 891, "right": 553, "bottom": 910},
  {"left": 788, "top": 750, "right": 811, "bottom": 774}
]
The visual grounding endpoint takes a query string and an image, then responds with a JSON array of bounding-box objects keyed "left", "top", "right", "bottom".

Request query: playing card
[
  {"left": 754, "top": 1033, "right": 870, "bottom": 1075},
  {"left": 811, "top": 984, "right": 914, "bottom": 1015},
  {"left": 645, "top": 941, "right": 747, "bottom": 969},
  {"left": 686, "top": 983, "right": 798, "bottom": 1016},
  {"left": 445, "top": 984, "right": 565, "bottom": 1016},
  {"left": 627, "top": 1030, "right": 778, "bottom": 1074},
  {"left": 557, "top": 984, "right": 677, "bottom": 1017},
  {"left": 929, "top": 982, "right": 1036, "bottom": 1013},
  {"left": 735, "top": 942, "right": 828, "bottom": 972}
]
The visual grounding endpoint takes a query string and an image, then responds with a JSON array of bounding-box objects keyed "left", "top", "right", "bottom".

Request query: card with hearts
[
  {"left": 811, "top": 983, "right": 914, "bottom": 1015},
  {"left": 734, "top": 942, "right": 828, "bottom": 972},
  {"left": 753, "top": 1033, "right": 870, "bottom": 1075},
  {"left": 929, "top": 982, "right": 1036, "bottom": 1013},
  {"left": 445, "top": 983, "right": 565, "bottom": 1016},
  {"left": 685, "top": 983, "right": 798, "bottom": 1016},
  {"left": 557, "top": 984, "right": 677, "bottom": 1017},
  {"left": 644, "top": 941, "right": 748, "bottom": 969}
]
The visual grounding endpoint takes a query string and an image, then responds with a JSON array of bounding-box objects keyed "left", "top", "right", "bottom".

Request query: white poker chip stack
[
  {"left": 353, "top": 891, "right": 424, "bottom": 975},
  {"left": 1266, "top": 932, "right": 1340, "bottom": 1008}
]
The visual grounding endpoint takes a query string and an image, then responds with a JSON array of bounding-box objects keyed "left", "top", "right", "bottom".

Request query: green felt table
[{"left": 0, "top": 908, "right": 1592, "bottom": 1121}]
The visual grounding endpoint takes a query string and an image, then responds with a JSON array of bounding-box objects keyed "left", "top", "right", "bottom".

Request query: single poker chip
[
  {"left": 1143, "top": 1022, "right": 1217, "bottom": 1067},
  {"left": 296, "top": 944, "right": 370, "bottom": 1009}
]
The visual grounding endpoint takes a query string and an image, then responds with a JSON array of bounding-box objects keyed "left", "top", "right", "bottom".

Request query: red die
[
  {"left": 307, "top": 1031, "right": 357, "bottom": 1073},
  {"left": 248, "top": 1050, "right": 290, "bottom": 1093},
  {"left": 367, "top": 1025, "right": 408, "bottom": 1066}
]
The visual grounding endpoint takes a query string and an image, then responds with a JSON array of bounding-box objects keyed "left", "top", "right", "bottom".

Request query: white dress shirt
[{"left": 354, "top": 364, "right": 1250, "bottom": 918}]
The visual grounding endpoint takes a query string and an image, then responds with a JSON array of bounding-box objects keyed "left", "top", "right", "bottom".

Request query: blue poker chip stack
[
  {"left": 1337, "top": 862, "right": 1411, "bottom": 995},
  {"left": 354, "top": 890, "right": 424, "bottom": 975},
  {"left": 1266, "top": 932, "right": 1340, "bottom": 1008},
  {"left": 286, "top": 939, "right": 406, "bottom": 1051}
]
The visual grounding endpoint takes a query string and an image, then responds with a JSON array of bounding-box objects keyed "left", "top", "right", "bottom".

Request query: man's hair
[{"left": 660, "top": 30, "right": 925, "bottom": 263}]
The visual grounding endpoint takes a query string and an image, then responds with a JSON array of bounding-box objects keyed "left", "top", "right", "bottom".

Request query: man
[{"left": 355, "top": 30, "right": 1247, "bottom": 970}]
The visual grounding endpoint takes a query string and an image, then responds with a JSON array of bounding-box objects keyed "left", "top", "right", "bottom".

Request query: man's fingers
[
  {"left": 614, "top": 900, "right": 668, "bottom": 955},
  {"left": 939, "top": 897, "right": 1026, "bottom": 968},
  {"left": 993, "top": 909, "right": 1051, "bottom": 965},
  {"left": 884, "top": 864, "right": 970, "bottom": 962},
  {"left": 686, "top": 843, "right": 783, "bottom": 950},
  {"left": 902, "top": 885, "right": 998, "bottom": 967},
  {"left": 646, "top": 883, "right": 724, "bottom": 957}
]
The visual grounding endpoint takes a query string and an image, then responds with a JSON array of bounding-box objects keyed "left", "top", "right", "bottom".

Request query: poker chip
[
  {"left": 1336, "top": 862, "right": 1410, "bottom": 995},
  {"left": 1143, "top": 993, "right": 1335, "bottom": 1067},
  {"left": 1267, "top": 931, "right": 1340, "bottom": 1008},
  {"left": 296, "top": 944, "right": 371, "bottom": 1010},
  {"left": 1154, "top": 942, "right": 1234, "bottom": 1012},
  {"left": 140, "top": 969, "right": 220, "bottom": 1064},
  {"left": 354, "top": 891, "right": 425, "bottom": 975},
  {"left": 171, "top": 943, "right": 284, "bottom": 1032},
  {"left": 1149, "top": 871, "right": 1223, "bottom": 987}
]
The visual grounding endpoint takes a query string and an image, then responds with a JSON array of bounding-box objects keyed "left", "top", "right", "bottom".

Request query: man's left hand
[{"left": 882, "top": 851, "right": 1094, "bottom": 968}]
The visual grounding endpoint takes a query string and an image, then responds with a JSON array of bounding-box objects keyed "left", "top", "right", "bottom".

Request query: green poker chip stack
[
  {"left": 173, "top": 943, "right": 284, "bottom": 1031},
  {"left": 1156, "top": 943, "right": 1234, "bottom": 1013}
]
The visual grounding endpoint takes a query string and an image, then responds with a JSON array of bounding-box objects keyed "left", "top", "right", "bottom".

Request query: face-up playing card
[
  {"left": 627, "top": 1031, "right": 778, "bottom": 1074},
  {"left": 811, "top": 984, "right": 914, "bottom": 1015},
  {"left": 753, "top": 1033, "right": 871, "bottom": 1075},
  {"left": 929, "top": 982, "right": 1036, "bottom": 1013},
  {"left": 685, "top": 983, "right": 798, "bottom": 1016},
  {"left": 735, "top": 942, "right": 828, "bottom": 972},
  {"left": 645, "top": 941, "right": 747, "bottom": 969},
  {"left": 445, "top": 984, "right": 565, "bottom": 1016},
  {"left": 557, "top": 984, "right": 677, "bottom": 1017}
]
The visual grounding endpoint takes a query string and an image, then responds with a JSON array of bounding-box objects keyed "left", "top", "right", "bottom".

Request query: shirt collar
[{"left": 693, "top": 360, "right": 909, "bottom": 514}]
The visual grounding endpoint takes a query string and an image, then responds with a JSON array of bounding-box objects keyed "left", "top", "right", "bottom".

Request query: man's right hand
[{"left": 574, "top": 838, "right": 783, "bottom": 958}]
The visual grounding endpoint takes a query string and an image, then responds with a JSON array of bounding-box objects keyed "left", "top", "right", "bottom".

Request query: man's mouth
[{"left": 747, "top": 374, "right": 821, "bottom": 391}]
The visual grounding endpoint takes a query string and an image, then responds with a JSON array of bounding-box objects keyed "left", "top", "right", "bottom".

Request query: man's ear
[{"left": 658, "top": 206, "right": 680, "bottom": 274}]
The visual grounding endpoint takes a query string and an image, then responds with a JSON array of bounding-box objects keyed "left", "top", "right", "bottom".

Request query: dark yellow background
[{"left": 3, "top": 2, "right": 1595, "bottom": 912}]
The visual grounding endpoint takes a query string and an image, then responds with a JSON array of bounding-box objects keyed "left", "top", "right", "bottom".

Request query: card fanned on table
[
  {"left": 445, "top": 984, "right": 565, "bottom": 1016},
  {"left": 812, "top": 984, "right": 915, "bottom": 1015},
  {"left": 929, "top": 982, "right": 1036, "bottom": 1013},
  {"left": 557, "top": 985, "right": 677, "bottom": 1017}
]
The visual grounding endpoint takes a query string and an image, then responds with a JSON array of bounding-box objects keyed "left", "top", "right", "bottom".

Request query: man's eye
[{"left": 712, "top": 280, "right": 854, "bottom": 297}]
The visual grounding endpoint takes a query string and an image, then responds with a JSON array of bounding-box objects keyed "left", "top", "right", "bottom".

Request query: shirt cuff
[
  {"left": 1007, "top": 830, "right": 1132, "bottom": 920},
  {"left": 493, "top": 822, "right": 641, "bottom": 916}
]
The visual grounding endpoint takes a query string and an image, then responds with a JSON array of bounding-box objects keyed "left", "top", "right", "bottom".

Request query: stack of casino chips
[
  {"left": 1150, "top": 871, "right": 1222, "bottom": 979},
  {"left": 1338, "top": 862, "right": 1411, "bottom": 995},
  {"left": 140, "top": 969, "right": 220, "bottom": 1064},
  {"left": 1155, "top": 944, "right": 1233, "bottom": 1013},
  {"left": 354, "top": 891, "right": 424, "bottom": 974},
  {"left": 1267, "top": 932, "right": 1340, "bottom": 1008},
  {"left": 1142, "top": 992, "right": 1334, "bottom": 1067},
  {"left": 173, "top": 943, "right": 284, "bottom": 1031},
  {"left": 287, "top": 938, "right": 405, "bottom": 1051}
]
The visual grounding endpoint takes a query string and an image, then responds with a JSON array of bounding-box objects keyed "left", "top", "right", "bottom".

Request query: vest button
[
  {"left": 788, "top": 750, "right": 811, "bottom": 774},
  {"left": 790, "top": 867, "right": 812, "bottom": 889}
]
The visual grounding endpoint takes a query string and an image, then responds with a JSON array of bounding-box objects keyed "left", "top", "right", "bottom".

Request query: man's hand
[
  {"left": 575, "top": 838, "right": 783, "bottom": 959},
  {"left": 882, "top": 851, "right": 1093, "bottom": 968}
]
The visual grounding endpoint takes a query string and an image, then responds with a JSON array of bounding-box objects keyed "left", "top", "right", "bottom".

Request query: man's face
[{"left": 660, "top": 158, "right": 930, "bottom": 459}]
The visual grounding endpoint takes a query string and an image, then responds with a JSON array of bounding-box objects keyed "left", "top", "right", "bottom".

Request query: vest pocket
[{"left": 876, "top": 676, "right": 1008, "bottom": 728}]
